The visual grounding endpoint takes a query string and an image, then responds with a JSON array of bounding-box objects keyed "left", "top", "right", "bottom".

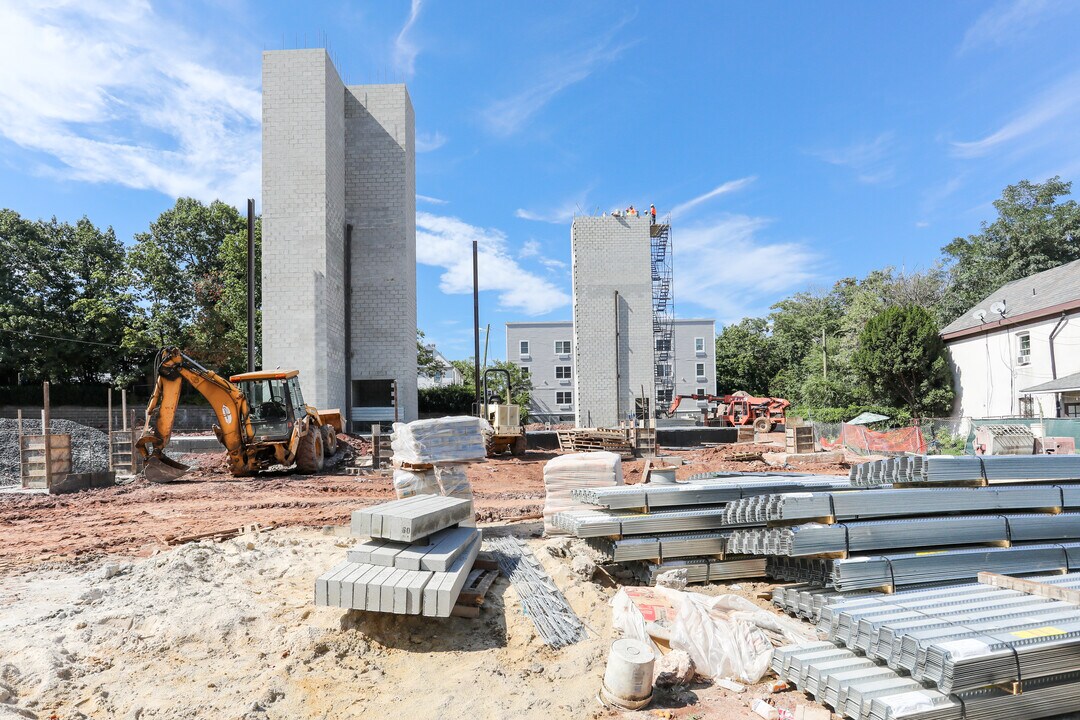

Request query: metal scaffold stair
[{"left": 651, "top": 217, "right": 675, "bottom": 408}]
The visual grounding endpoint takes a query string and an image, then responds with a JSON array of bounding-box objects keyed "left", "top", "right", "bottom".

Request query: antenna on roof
[
  {"left": 972, "top": 309, "right": 987, "bottom": 323},
  {"left": 990, "top": 300, "right": 1007, "bottom": 316}
]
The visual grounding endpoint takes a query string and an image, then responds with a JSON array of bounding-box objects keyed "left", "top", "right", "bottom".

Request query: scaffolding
[{"left": 651, "top": 217, "right": 675, "bottom": 413}]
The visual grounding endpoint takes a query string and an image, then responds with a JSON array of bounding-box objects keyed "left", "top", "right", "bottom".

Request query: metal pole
[
  {"left": 107, "top": 389, "right": 113, "bottom": 471},
  {"left": 482, "top": 323, "right": 490, "bottom": 372},
  {"left": 822, "top": 328, "right": 828, "bottom": 381},
  {"left": 42, "top": 381, "right": 51, "bottom": 489},
  {"left": 472, "top": 239, "right": 481, "bottom": 416},
  {"left": 16, "top": 409, "right": 23, "bottom": 488},
  {"left": 247, "top": 198, "right": 256, "bottom": 373},
  {"left": 344, "top": 223, "right": 353, "bottom": 433},
  {"left": 614, "top": 291, "right": 622, "bottom": 424}
]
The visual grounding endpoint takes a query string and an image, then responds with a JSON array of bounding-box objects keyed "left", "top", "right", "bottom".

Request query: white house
[
  {"left": 942, "top": 259, "right": 1080, "bottom": 420},
  {"left": 417, "top": 345, "right": 463, "bottom": 389}
]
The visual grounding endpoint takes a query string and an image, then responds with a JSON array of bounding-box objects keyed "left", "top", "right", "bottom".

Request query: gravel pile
[{"left": 0, "top": 418, "right": 110, "bottom": 485}]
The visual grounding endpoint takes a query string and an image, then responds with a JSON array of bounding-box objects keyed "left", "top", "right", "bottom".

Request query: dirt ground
[{"left": 0, "top": 443, "right": 851, "bottom": 719}]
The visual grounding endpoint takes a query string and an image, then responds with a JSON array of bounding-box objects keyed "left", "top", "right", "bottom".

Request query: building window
[
  {"left": 520, "top": 366, "right": 530, "bottom": 378},
  {"left": 519, "top": 340, "right": 529, "bottom": 356},
  {"left": 655, "top": 363, "right": 672, "bottom": 377},
  {"left": 1017, "top": 333, "right": 1031, "bottom": 365},
  {"left": 695, "top": 337, "right": 705, "bottom": 353},
  {"left": 555, "top": 340, "right": 571, "bottom": 355},
  {"left": 556, "top": 391, "right": 572, "bottom": 405},
  {"left": 1019, "top": 394, "right": 1034, "bottom": 418},
  {"left": 434, "top": 371, "right": 443, "bottom": 382},
  {"left": 697, "top": 388, "right": 707, "bottom": 396},
  {"left": 655, "top": 338, "right": 671, "bottom": 352},
  {"left": 696, "top": 362, "right": 706, "bottom": 377},
  {"left": 656, "top": 389, "right": 673, "bottom": 405},
  {"left": 555, "top": 366, "right": 572, "bottom": 379}
]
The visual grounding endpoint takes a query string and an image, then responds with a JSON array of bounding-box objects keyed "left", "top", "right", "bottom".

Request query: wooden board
[{"left": 978, "top": 571, "right": 1080, "bottom": 604}]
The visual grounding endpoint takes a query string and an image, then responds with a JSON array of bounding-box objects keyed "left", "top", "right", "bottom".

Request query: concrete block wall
[
  {"left": 262, "top": 51, "right": 417, "bottom": 420},
  {"left": 571, "top": 216, "right": 654, "bottom": 427},
  {"left": 262, "top": 49, "right": 346, "bottom": 411},
  {"left": 345, "top": 84, "right": 418, "bottom": 422}
]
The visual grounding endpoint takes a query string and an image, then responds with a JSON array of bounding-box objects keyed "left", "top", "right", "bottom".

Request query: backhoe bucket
[{"left": 144, "top": 454, "right": 191, "bottom": 483}]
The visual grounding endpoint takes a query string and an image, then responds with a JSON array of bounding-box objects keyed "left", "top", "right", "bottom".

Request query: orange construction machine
[{"left": 666, "top": 392, "right": 790, "bottom": 432}]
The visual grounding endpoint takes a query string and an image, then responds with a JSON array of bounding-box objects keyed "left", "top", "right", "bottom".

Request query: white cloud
[
  {"left": 951, "top": 73, "right": 1080, "bottom": 158},
  {"left": 809, "top": 133, "right": 896, "bottom": 184},
  {"left": 519, "top": 240, "right": 542, "bottom": 258},
  {"left": 669, "top": 177, "right": 756, "bottom": 219},
  {"left": 515, "top": 195, "right": 583, "bottom": 224},
  {"left": 416, "top": 130, "right": 446, "bottom": 153},
  {"left": 0, "top": 0, "right": 260, "bottom": 204},
  {"left": 482, "top": 25, "right": 635, "bottom": 136},
  {"left": 393, "top": 0, "right": 423, "bottom": 78},
  {"left": 674, "top": 214, "right": 821, "bottom": 323},
  {"left": 960, "top": 0, "right": 1062, "bottom": 53},
  {"left": 417, "top": 194, "right": 448, "bottom": 205},
  {"left": 416, "top": 211, "right": 570, "bottom": 315}
]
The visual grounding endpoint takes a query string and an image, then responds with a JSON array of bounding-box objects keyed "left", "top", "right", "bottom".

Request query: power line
[{"left": 0, "top": 327, "right": 130, "bottom": 349}]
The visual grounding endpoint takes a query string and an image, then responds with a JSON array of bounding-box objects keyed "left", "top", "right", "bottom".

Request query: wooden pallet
[{"left": 451, "top": 554, "right": 501, "bottom": 618}]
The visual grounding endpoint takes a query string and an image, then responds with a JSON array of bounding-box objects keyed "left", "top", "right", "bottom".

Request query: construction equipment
[
  {"left": 480, "top": 368, "right": 527, "bottom": 456},
  {"left": 135, "top": 347, "right": 343, "bottom": 482},
  {"left": 666, "top": 391, "right": 790, "bottom": 432}
]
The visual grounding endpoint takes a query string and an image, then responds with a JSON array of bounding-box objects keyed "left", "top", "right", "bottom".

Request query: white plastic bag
[
  {"left": 610, "top": 587, "right": 813, "bottom": 683},
  {"left": 391, "top": 416, "right": 491, "bottom": 464}
]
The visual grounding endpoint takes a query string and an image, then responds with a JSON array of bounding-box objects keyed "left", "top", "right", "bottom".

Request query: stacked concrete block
[
  {"left": 570, "top": 215, "right": 654, "bottom": 428},
  {"left": 262, "top": 50, "right": 417, "bottom": 420},
  {"left": 315, "top": 495, "right": 481, "bottom": 617}
]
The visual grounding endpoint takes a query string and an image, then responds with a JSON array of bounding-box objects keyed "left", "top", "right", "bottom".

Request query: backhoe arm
[{"left": 136, "top": 347, "right": 254, "bottom": 481}]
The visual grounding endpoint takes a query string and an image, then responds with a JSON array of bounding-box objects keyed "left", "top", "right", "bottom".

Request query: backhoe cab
[{"left": 136, "top": 348, "right": 342, "bottom": 482}]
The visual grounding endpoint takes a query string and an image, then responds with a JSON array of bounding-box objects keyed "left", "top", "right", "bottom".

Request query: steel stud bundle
[{"left": 852, "top": 454, "right": 1080, "bottom": 487}]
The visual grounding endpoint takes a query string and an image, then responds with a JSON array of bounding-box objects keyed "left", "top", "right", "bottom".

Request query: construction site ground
[{"left": 0, "top": 443, "right": 853, "bottom": 719}]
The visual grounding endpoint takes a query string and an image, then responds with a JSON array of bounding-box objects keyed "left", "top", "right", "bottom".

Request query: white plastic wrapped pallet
[
  {"left": 543, "top": 451, "right": 623, "bottom": 536},
  {"left": 391, "top": 416, "right": 490, "bottom": 464}
]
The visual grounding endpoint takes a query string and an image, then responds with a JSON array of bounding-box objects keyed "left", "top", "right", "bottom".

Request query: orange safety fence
[{"left": 819, "top": 423, "right": 927, "bottom": 456}]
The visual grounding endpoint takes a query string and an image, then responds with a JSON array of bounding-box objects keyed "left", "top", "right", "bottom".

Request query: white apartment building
[
  {"left": 506, "top": 318, "right": 716, "bottom": 422},
  {"left": 417, "top": 345, "right": 463, "bottom": 389},
  {"left": 942, "top": 259, "right": 1080, "bottom": 421}
]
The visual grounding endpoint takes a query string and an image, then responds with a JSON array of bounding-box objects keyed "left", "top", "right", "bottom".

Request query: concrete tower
[
  {"left": 262, "top": 49, "right": 417, "bottom": 423},
  {"left": 570, "top": 215, "right": 654, "bottom": 427}
]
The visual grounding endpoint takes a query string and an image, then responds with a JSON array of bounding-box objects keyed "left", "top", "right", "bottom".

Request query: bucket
[
  {"left": 649, "top": 467, "right": 677, "bottom": 484},
  {"left": 600, "top": 639, "right": 655, "bottom": 709}
]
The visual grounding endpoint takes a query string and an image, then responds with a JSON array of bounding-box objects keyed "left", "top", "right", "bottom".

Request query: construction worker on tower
[{"left": 650, "top": 204, "right": 657, "bottom": 224}]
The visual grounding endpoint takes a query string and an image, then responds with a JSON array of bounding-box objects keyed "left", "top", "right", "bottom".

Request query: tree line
[
  {"left": 715, "top": 177, "right": 1080, "bottom": 418},
  {"left": 0, "top": 198, "right": 261, "bottom": 392}
]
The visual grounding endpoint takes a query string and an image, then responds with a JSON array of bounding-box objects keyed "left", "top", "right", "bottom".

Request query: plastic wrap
[
  {"left": 543, "top": 451, "right": 624, "bottom": 536},
  {"left": 611, "top": 586, "right": 814, "bottom": 683},
  {"left": 391, "top": 416, "right": 490, "bottom": 464}
]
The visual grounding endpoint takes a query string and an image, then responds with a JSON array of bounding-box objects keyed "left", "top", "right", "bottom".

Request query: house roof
[
  {"left": 941, "top": 259, "right": 1080, "bottom": 341},
  {"left": 1020, "top": 370, "right": 1080, "bottom": 394}
]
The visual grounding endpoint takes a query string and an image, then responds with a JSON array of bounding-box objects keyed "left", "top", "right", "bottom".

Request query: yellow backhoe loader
[{"left": 135, "top": 347, "right": 343, "bottom": 482}]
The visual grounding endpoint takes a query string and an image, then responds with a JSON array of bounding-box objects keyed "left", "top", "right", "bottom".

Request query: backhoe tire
[
  {"left": 296, "top": 426, "right": 325, "bottom": 474},
  {"left": 510, "top": 434, "right": 528, "bottom": 456},
  {"left": 322, "top": 424, "right": 338, "bottom": 457}
]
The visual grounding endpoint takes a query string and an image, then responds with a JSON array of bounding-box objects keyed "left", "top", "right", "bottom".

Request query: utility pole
[
  {"left": 472, "top": 240, "right": 481, "bottom": 416},
  {"left": 246, "top": 198, "right": 256, "bottom": 372},
  {"left": 822, "top": 328, "right": 828, "bottom": 381}
]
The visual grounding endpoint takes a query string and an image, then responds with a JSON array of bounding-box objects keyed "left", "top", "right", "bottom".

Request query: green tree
[
  {"left": 449, "top": 357, "right": 533, "bottom": 420},
  {"left": 714, "top": 318, "right": 778, "bottom": 395},
  {"left": 417, "top": 329, "right": 441, "bottom": 378},
  {"left": 126, "top": 198, "right": 252, "bottom": 374},
  {"left": 941, "top": 177, "right": 1080, "bottom": 321},
  {"left": 852, "top": 305, "right": 954, "bottom": 416}
]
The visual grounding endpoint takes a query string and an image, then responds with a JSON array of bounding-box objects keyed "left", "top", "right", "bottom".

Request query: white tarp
[
  {"left": 391, "top": 416, "right": 490, "bottom": 464},
  {"left": 543, "top": 451, "right": 623, "bottom": 536}
]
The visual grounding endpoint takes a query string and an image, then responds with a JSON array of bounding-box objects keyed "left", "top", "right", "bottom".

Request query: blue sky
[{"left": 2, "top": 1, "right": 1079, "bottom": 361}]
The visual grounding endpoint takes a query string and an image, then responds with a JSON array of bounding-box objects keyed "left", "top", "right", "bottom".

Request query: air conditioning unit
[{"left": 1016, "top": 355, "right": 1029, "bottom": 365}]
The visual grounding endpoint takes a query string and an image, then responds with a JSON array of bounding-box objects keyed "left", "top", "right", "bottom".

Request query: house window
[
  {"left": 655, "top": 363, "right": 672, "bottom": 377},
  {"left": 519, "top": 340, "right": 529, "bottom": 356},
  {"left": 696, "top": 362, "right": 706, "bottom": 377},
  {"left": 555, "top": 366, "right": 572, "bottom": 379},
  {"left": 556, "top": 391, "right": 572, "bottom": 405},
  {"left": 1017, "top": 333, "right": 1031, "bottom": 365},
  {"left": 697, "top": 387, "right": 707, "bottom": 396},
  {"left": 520, "top": 366, "right": 530, "bottom": 378},
  {"left": 655, "top": 338, "right": 671, "bottom": 352},
  {"left": 555, "top": 340, "right": 571, "bottom": 355},
  {"left": 657, "top": 389, "right": 673, "bottom": 405},
  {"left": 695, "top": 337, "right": 705, "bottom": 353},
  {"left": 434, "top": 371, "right": 444, "bottom": 382}
]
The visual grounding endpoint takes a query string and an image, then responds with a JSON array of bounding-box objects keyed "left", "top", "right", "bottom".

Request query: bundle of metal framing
[
  {"left": 570, "top": 474, "right": 852, "bottom": 510},
  {"left": 552, "top": 507, "right": 729, "bottom": 537},
  {"left": 767, "top": 542, "right": 1080, "bottom": 591},
  {"left": 722, "top": 485, "right": 1076, "bottom": 525},
  {"left": 773, "top": 641, "right": 1080, "bottom": 720},
  {"left": 642, "top": 556, "right": 766, "bottom": 585},
  {"left": 586, "top": 530, "right": 729, "bottom": 562},
  {"left": 728, "top": 513, "right": 1080, "bottom": 557},
  {"left": 851, "top": 454, "right": 1080, "bottom": 487}
]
